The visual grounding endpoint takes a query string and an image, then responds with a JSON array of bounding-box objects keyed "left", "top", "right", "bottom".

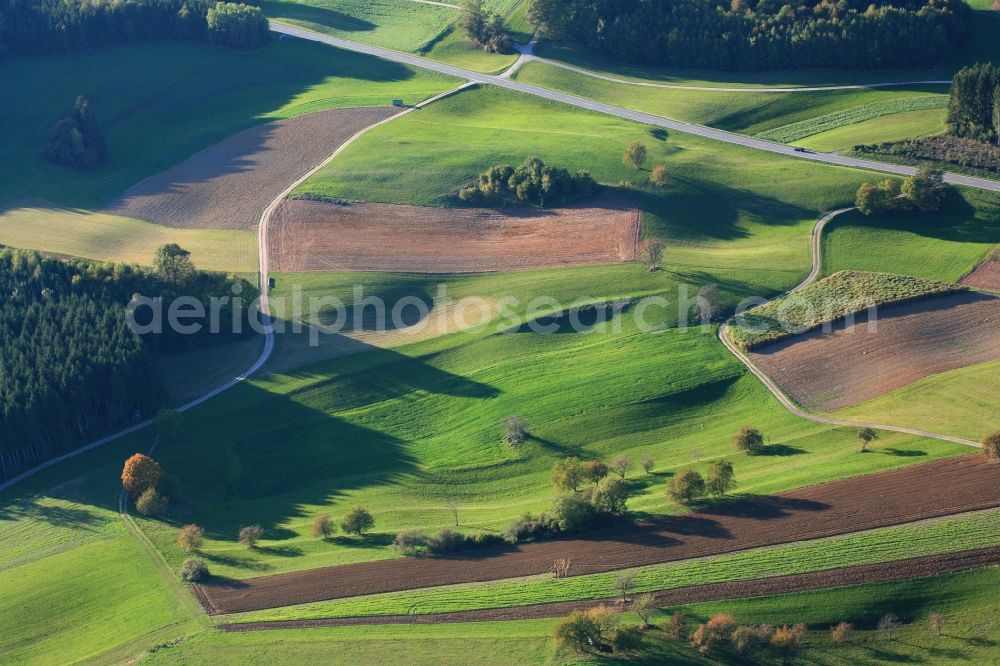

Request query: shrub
[
  {"left": 640, "top": 455, "right": 654, "bottom": 474},
  {"left": 546, "top": 494, "right": 597, "bottom": 533},
  {"left": 312, "top": 514, "right": 335, "bottom": 540},
  {"left": 178, "top": 524, "right": 204, "bottom": 553},
  {"left": 831, "top": 621, "right": 854, "bottom": 643},
  {"left": 982, "top": 431, "right": 1000, "bottom": 460},
  {"left": 393, "top": 529, "right": 427, "bottom": 555},
  {"left": 706, "top": 458, "right": 736, "bottom": 497},
  {"left": 591, "top": 476, "right": 629, "bottom": 515},
  {"left": 611, "top": 624, "right": 645, "bottom": 654},
  {"left": 135, "top": 487, "right": 168, "bottom": 516},
  {"left": 553, "top": 609, "right": 604, "bottom": 654},
  {"left": 206, "top": 2, "right": 269, "bottom": 49},
  {"left": 667, "top": 468, "right": 706, "bottom": 504},
  {"left": 664, "top": 611, "right": 687, "bottom": 640},
  {"left": 929, "top": 612, "right": 944, "bottom": 636},
  {"left": 179, "top": 557, "right": 209, "bottom": 582},
  {"left": 770, "top": 623, "right": 807, "bottom": 654},
  {"left": 690, "top": 613, "right": 737, "bottom": 654},
  {"left": 732, "top": 624, "right": 772, "bottom": 655},
  {"left": 878, "top": 613, "right": 902, "bottom": 640},
  {"left": 623, "top": 142, "right": 647, "bottom": 169},
  {"left": 340, "top": 507, "right": 375, "bottom": 536},
  {"left": 239, "top": 525, "right": 263, "bottom": 549},
  {"left": 649, "top": 164, "right": 669, "bottom": 187},
  {"left": 902, "top": 166, "right": 948, "bottom": 212},
  {"left": 733, "top": 426, "right": 764, "bottom": 454},
  {"left": 502, "top": 415, "right": 528, "bottom": 448},
  {"left": 121, "top": 453, "right": 163, "bottom": 498},
  {"left": 459, "top": 0, "right": 511, "bottom": 52},
  {"left": 504, "top": 513, "right": 553, "bottom": 543},
  {"left": 426, "top": 528, "right": 467, "bottom": 555}
]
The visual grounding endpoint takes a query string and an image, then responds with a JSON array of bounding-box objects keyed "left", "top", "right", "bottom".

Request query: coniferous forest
[
  {"left": 0, "top": 249, "right": 257, "bottom": 480},
  {"left": 528, "top": 0, "right": 971, "bottom": 71}
]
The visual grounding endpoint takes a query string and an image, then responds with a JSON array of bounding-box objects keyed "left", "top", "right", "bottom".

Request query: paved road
[
  {"left": 271, "top": 22, "right": 1000, "bottom": 194},
  {"left": 717, "top": 208, "right": 981, "bottom": 448}
]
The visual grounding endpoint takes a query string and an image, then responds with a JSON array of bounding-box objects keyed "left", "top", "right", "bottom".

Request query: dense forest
[
  {"left": 0, "top": 249, "right": 258, "bottom": 481},
  {"left": 527, "top": 0, "right": 971, "bottom": 70},
  {"left": 946, "top": 63, "right": 1000, "bottom": 144},
  {"left": 0, "top": 0, "right": 268, "bottom": 56}
]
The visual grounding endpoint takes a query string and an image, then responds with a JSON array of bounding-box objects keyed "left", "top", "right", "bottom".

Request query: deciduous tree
[
  {"left": 706, "top": 458, "right": 736, "bottom": 497},
  {"left": 239, "top": 524, "right": 263, "bottom": 549},
  {"left": 178, "top": 524, "right": 204, "bottom": 553},
  {"left": 667, "top": 468, "right": 706, "bottom": 504},
  {"left": 551, "top": 456, "right": 585, "bottom": 492},
  {"left": 623, "top": 142, "right": 648, "bottom": 170},
  {"left": 121, "top": 453, "right": 163, "bottom": 498},
  {"left": 340, "top": 507, "right": 375, "bottom": 536},
  {"left": 733, "top": 426, "right": 765, "bottom": 454},
  {"left": 312, "top": 513, "right": 335, "bottom": 540}
]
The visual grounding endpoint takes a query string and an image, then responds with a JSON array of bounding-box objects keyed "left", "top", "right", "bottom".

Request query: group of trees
[
  {"left": 622, "top": 141, "right": 669, "bottom": 187},
  {"left": 121, "top": 452, "right": 177, "bottom": 516},
  {"left": 946, "top": 63, "right": 1000, "bottom": 145},
  {"left": 0, "top": 0, "right": 268, "bottom": 56},
  {"left": 458, "top": 157, "right": 596, "bottom": 206},
  {"left": 45, "top": 95, "right": 107, "bottom": 170},
  {"left": 458, "top": 0, "right": 511, "bottom": 53},
  {"left": 527, "top": 0, "right": 970, "bottom": 71},
  {"left": 855, "top": 166, "right": 950, "bottom": 215},
  {"left": 0, "top": 247, "right": 255, "bottom": 481},
  {"left": 667, "top": 459, "right": 737, "bottom": 504}
]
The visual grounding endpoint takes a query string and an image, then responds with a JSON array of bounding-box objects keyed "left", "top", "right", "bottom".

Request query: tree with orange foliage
[{"left": 121, "top": 453, "right": 163, "bottom": 498}]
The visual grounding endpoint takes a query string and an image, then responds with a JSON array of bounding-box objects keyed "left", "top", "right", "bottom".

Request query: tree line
[
  {"left": 946, "top": 63, "right": 1000, "bottom": 145},
  {"left": 0, "top": 0, "right": 269, "bottom": 57},
  {"left": 0, "top": 248, "right": 257, "bottom": 481},
  {"left": 527, "top": 0, "right": 970, "bottom": 71}
]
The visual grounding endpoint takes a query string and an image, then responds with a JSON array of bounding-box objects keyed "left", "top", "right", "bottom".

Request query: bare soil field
[
  {"left": 751, "top": 291, "right": 1000, "bottom": 410},
  {"left": 267, "top": 198, "right": 641, "bottom": 273},
  {"left": 102, "top": 108, "right": 400, "bottom": 230},
  {"left": 220, "top": 546, "right": 1000, "bottom": 629},
  {"left": 962, "top": 260, "right": 1000, "bottom": 292},
  {"left": 196, "top": 455, "right": 1000, "bottom": 615}
]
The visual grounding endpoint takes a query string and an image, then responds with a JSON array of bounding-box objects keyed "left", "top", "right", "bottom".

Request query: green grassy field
[
  {"left": 821, "top": 191, "right": 1000, "bottom": 282},
  {"left": 794, "top": 108, "right": 947, "bottom": 152},
  {"left": 511, "top": 60, "right": 950, "bottom": 136},
  {"left": 264, "top": 0, "right": 520, "bottom": 73},
  {"left": 0, "top": 38, "right": 457, "bottom": 211},
  {"left": 832, "top": 361, "right": 1000, "bottom": 442},
  {"left": 727, "top": 271, "right": 960, "bottom": 349},
  {"left": 0, "top": 205, "right": 257, "bottom": 273},
  {"left": 228, "top": 509, "right": 1000, "bottom": 622}
]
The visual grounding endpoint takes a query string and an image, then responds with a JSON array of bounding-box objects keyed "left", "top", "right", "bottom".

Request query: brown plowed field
[
  {"left": 196, "top": 455, "right": 1000, "bottom": 615},
  {"left": 267, "top": 198, "right": 640, "bottom": 273},
  {"left": 962, "top": 260, "right": 1000, "bottom": 292},
  {"left": 102, "top": 108, "right": 400, "bottom": 230},
  {"left": 220, "top": 546, "right": 1000, "bottom": 629},
  {"left": 750, "top": 291, "right": 1000, "bottom": 410}
]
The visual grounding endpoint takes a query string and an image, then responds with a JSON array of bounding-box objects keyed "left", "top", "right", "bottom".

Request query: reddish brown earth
[
  {"left": 750, "top": 292, "right": 1000, "bottom": 410},
  {"left": 962, "top": 260, "right": 1000, "bottom": 292},
  {"left": 102, "top": 108, "right": 400, "bottom": 229},
  {"left": 196, "top": 455, "right": 1000, "bottom": 615},
  {"left": 219, "top": 546, "right": 1000, "bottom": 629},
  {"left": 267, "top": 198, "right": 640, "bottom": 273}
]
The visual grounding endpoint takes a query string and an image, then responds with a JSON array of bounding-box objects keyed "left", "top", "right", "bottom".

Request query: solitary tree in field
[
  {"left": 613, "top": 570, "right": 635, "bottom": 605},
  {"left": 640, "top": 238, "right": 664, "bottom": 271},
  {"left": 153, "top": 243, "right": 196, "bottom": 285},
  {"left": 501, "top": 415, "right": 528, "bottom": 448},
  {"left": 551, "top": 457, "right": 585, "bottom": 492},
  {"left": 649, "top": 164, "right": 669, "bottom": 187},
  {"left": 444, "top": 498, "right": 460, "bottom": 526},
  {"left": 667, "top": 468, "right": 706, "bottom": 504},
  {"left": 664, "top": 611, "right": 687, "bottom": 640},
  {"left": 694, "top": 283, "right": 724, "bottom": 323},
  {"left": 552, "top": 608, "right": 607, "bottom": 654},
  {"left": 623, "top": 142, "right": 648, "bottom": 170},
  {"left": 982, "top": 431, "right": 1000, "bottom": 461},
  {"left": 706, "top": 459, "right": 736, "bottom": 497},
  {"left": 312, "top": 513, "right": 335, "bottom": 540},
  {"left": 857, "top": 427, "right": 879, "bottom": 452},
  {"left": 929, "top": 612, "right": 944, "bottom": 637},
  {"left": 640, "top": 455, "right": 654, "bottom": 474},
  {"left": 632, "top": 592, "right": 656, "bottom": 627},
  {"left": 121, "top": 453, "right": 163, "bottom": 498},
  {"left": 830, "top": 621, "right": 854, "bottom": 643},
  {"left": 178, "top": 524, "right": 204, "bottom": 553},
  {"left": 179, "top": 557, "right": 209, "bottom": 582},
  {"left": 239, "top": 525, "right": 263, "bottom": 549},
  {"left": 733, "top": 426, "right": 764, "bottom": 454},
  {"left": 340, "top": 507, "right": 375, "bottom": 536},
  {"left": 878, "top": 613, "right": 902, "bottom": 641}
]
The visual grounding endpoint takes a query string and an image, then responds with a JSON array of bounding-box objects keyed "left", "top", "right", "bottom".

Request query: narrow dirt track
[
  {"left": 219, "top": 546, "right": 1000, "bottom": 629},
  {"left": 197, "top": 455, "right": 1000, "bottom": 615}
]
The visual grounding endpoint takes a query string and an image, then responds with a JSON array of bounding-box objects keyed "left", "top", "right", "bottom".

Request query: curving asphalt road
[
  {"left": 716, "top": 208, "right": 982, "bottom": 448},
  {"left": 270, "top": 22, "right": 1000, "bottom": 194}
]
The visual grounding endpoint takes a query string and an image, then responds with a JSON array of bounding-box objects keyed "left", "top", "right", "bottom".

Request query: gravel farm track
[
  {"left": 103, "top": 107, "right": 401, "bottom": 229},
  {"left": 220, "top": 546, "right": 1000, "bottom": 629},
  {"left": 196, "top": 455, "right": 1000, "bottom": 615},
  {"left": 750, "top": 291, "right": 1000, "bottom": 410},
  {"left": 268, "top": 198, "right": 640, "bottom": 272}
]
